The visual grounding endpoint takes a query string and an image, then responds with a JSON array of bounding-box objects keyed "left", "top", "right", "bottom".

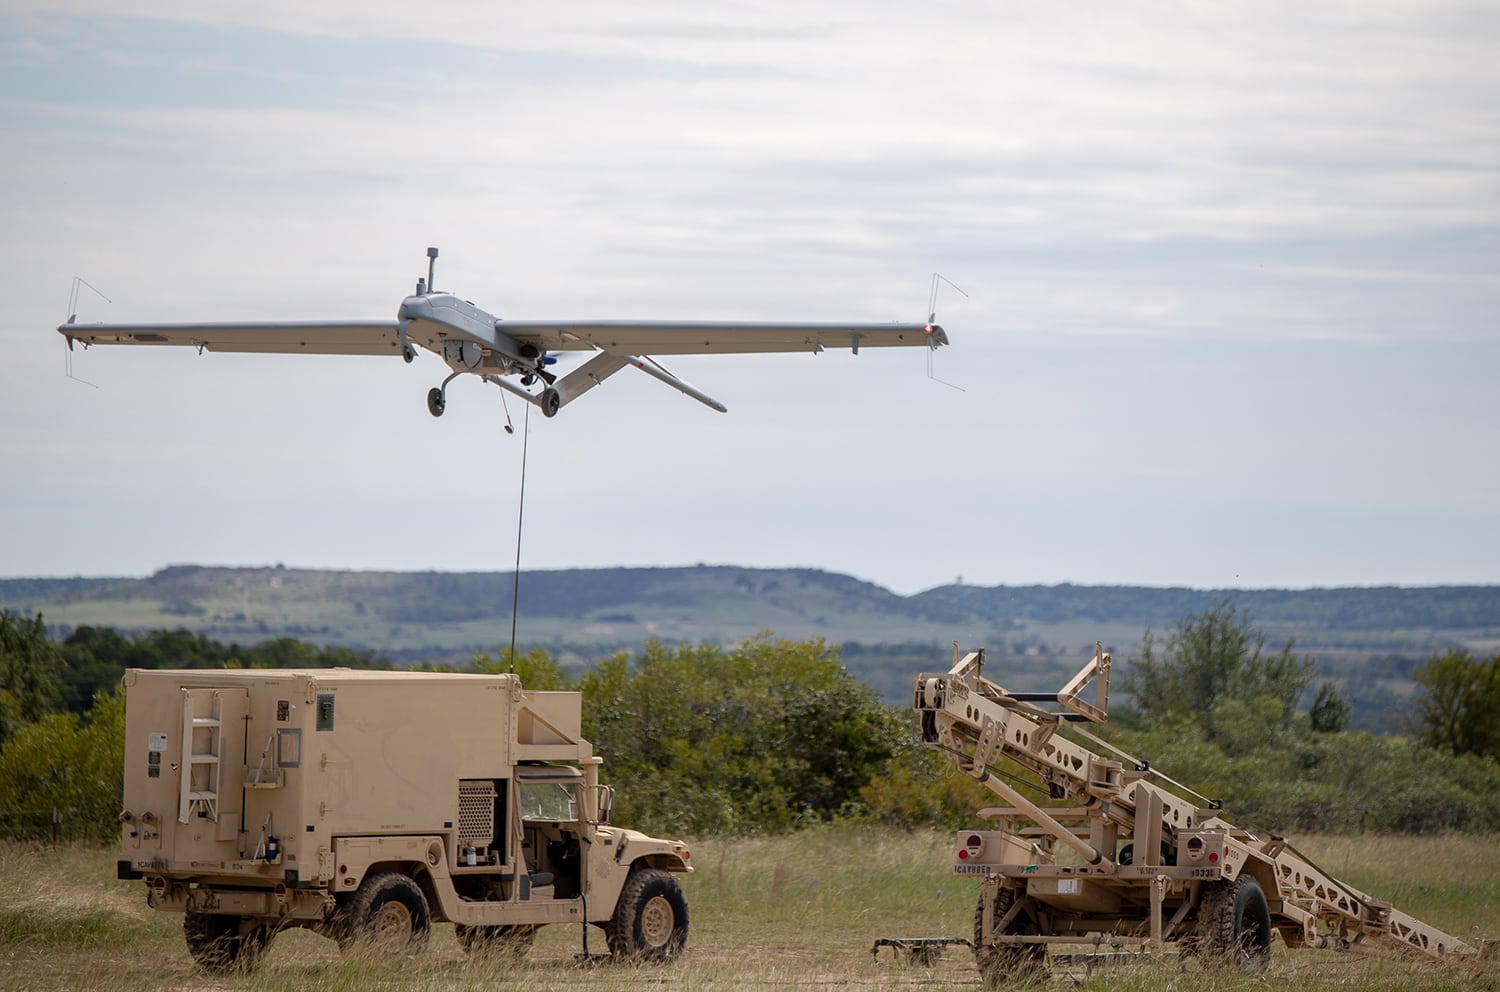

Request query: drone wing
[
  {"left": 57, "top": 321, "right": 402, "bottom": 356},
  {"left": 497, "top": 320, "right": 947, "bottom": 355},
  {"left": 498, "top": 320, "right": 947, "bottom": 413}
]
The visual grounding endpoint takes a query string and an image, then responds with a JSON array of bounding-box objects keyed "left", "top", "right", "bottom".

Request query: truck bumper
[{"left": 146, "top": 877, "right": 336, "bottom": 923}]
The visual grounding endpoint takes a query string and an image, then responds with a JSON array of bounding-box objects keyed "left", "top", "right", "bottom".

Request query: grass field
[{"left": 0, "top": 829, "right": 1494, "bottom": 991}]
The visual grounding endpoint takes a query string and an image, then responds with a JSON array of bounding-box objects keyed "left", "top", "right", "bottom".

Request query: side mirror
[{"left": 593, "top": 785, "right": 615, "bottom": 825}]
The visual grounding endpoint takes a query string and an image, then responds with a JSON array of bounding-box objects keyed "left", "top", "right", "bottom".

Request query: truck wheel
[
  {"left": 338, "top": 872, "right": 431, "bottom": 956},
  {"left": 183, "top": 911, "right": 275, "bottom": 973},
  {"left": 973, "top": 887, "right": 1045, "bottom": 984},
  {"left": 1198, "top": 875, "right": 1273, "bottom": 973},
  {"left": 606, "top": 868, "right": 688, "bottom": 961},
  {"left": 455, "top": 923, "right": 538, "bottom": 958}
]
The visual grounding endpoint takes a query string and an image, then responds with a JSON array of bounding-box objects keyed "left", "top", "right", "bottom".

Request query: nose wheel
[{"left": 427, "top": 387, "right": 446, "bottom": 417}]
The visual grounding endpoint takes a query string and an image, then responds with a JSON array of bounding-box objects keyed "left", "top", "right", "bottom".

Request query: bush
[
  {"left": 579, "top": 635, "right": 904, "bottom": 835},
  {"left": 0, "top": 690, "right": 124, "bottom": 843}
]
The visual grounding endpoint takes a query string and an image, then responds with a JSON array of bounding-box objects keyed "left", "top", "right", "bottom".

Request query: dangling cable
[
  {"left": 498, "top": 385, "right": 515, "bottom": 435},
  {"left": 507, "top": 403, "right": 531, "bottom": 672}
]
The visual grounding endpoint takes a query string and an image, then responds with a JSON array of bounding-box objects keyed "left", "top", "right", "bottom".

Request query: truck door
[{"left": 515, "top": 765, "right": 587, "bottom": 900}]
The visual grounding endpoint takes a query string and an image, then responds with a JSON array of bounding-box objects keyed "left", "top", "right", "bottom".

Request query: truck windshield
[{"left": 520, "top": 781, "right": 578, "bottom": 821}]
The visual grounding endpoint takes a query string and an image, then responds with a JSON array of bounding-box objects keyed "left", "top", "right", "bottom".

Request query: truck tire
[
  {"left": 183, "top": 911, "right": 275, "bottom": 973},
  {"left": 455, "top": 923, "right": 538, "bottom": 958},
  {"left": 973, "top": 887, "right": 1045, "bottom": 984},
  {"left": 1197, "top": 875, "right": 1273, "bottom": 973},
  {"left": 338, "top": 872, "right": 431, "bottom": 956},
  {"left": 606, "top": 868, "right": 688, "bottom": 961}
]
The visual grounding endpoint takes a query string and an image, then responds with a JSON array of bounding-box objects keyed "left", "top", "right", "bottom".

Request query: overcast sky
[{"left": 2, "top": 2, "right": 1497, "bottom": 595}]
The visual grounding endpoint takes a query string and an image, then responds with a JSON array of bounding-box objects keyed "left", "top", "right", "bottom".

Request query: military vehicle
[
  {"left": 118, "top": 668, "right": 691, "bottom": 971},
  {"left": 908, "top": 644, "right": 1482, "bottom": 980}
]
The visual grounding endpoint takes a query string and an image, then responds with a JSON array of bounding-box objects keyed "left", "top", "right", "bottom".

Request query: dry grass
[{"left": 0, "top": 830, "right": 1494, "bottom": 992}]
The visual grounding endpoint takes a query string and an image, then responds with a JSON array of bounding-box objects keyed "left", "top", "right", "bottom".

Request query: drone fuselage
[{"left": 397, "top": 293, "right": 540, "bottom": 377}]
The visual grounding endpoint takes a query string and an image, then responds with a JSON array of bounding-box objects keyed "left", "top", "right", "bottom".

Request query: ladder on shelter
[{"left": 178, "top": 689, "right": 224, "bottom": 823}]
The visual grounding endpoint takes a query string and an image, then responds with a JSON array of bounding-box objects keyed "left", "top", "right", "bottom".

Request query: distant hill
[{"left": 4, "top": 565, "right": 1498, "bottom": 727}]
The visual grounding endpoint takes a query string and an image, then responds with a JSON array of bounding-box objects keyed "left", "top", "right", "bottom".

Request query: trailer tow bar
[{"left": 870, "top": 936, "right": 973, "bottom": 965}]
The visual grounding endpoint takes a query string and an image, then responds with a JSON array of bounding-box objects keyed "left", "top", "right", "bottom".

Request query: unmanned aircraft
[{"left": 58, "top": 248, "right": 950, "bottom": 420}]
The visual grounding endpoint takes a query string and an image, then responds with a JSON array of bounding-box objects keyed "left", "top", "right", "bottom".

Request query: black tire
[
  {"left": 1197, "top": 875, "right": 1273, "bottom": 973},
  {"left": 427, "top": 387, "right": 446, "bottom": 417},
  {"left": 539, "top": 387, "right": 561, "bottom": 418},
  {"left": 973, "top": 886, "right": 1045, "bottom": 984},
  {"left": 455, "top": 923, "right": 538, "bottom": 958},
  {"left": 338, "top": 872, "right": 431, "bottom": 956},
  {"left": 606, "top": 868, "right": 688, "bottom": 961},
  {"left": 183, "top": 911, "right": 275, "bottom": 974}
]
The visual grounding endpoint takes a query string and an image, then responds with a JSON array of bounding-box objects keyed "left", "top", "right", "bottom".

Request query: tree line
[{"left": 0, "top": 605, "right": 1496, "bottom": 844}]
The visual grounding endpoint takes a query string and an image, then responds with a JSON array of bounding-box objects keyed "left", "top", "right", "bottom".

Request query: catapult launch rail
[{"left": 911, "top": 644, "right": 1483, "bottom": 980}]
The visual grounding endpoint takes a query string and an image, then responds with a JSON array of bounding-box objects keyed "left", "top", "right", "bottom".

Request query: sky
[{"left": 1, "top": 1, "right": 1497, "bottom": 596}]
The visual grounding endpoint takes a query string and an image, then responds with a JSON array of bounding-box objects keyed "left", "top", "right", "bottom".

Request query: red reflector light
[
  {"left": 958, "top": 849, "right": 969, "bottom": 860},
  {"left": 1209, "top": 852, "right": 1219, "bottom": 862},
  {"left": 339, "top": 864, "right": 347, "bottom": 875}
]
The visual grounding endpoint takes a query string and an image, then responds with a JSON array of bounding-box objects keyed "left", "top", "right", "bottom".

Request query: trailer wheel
[
  {"left": 606, "top": 868, "right": 689, "bottom": 961},
  {"left": 183, "top": 911, "right": 275, "bottom": 973},
  {"left": 1198, "top": 875, "right": 1273, "bottom": 973},
  {"left": 973, "top": 887, "right": 1045, "bottom": 983},
  {"left": 338, "top": 872, "right": 431, "bottom": 956},
  {"left": 455, "top": 923, "right": 538, "bottom": 958}
]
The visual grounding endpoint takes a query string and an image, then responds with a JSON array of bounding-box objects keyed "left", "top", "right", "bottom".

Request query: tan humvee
[{"left": 118, "top": 668, "right": 691, "bottom": 972}]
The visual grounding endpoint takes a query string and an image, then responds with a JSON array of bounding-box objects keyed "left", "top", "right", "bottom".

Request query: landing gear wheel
[
  {"left": 539, "top": 387, "right": 561, "bottom": 418},
  {"left": 973, "top": 886, "right": 1045, "bottom": 985},
  {"left": 455, "top": 923, "right": 538, "bottom": 958},
  {"left": 427, "top": 387, "right": 446, "bottom": 417},
  {"left": 402, "top": 343, "right": 416, "bottom": 363},
  {"left": 606, "top": 868, "right": 688, "bottom": 961},
  {"left": 1197, "top": 875, "right": 1273, "bottom": 973},
  {"left": 337, "top": 872, "right": 431, "bottom": 957},
  {"left": 183, "top": 911, "right": 276, "bottom": 974}
]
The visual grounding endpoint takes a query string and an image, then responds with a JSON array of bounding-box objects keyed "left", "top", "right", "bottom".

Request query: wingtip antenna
[
  {"left": 924, "top": 272, "right": 966, "bottom": 392},
  {"left": 927, "top": 272, "right": 968, "bottom": 325},
  {"left": 67, "top": 275, "right": 112, "bottom": 319},
  {"left": 63, "top": 277, "right": 109, "bottom": 388}
]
